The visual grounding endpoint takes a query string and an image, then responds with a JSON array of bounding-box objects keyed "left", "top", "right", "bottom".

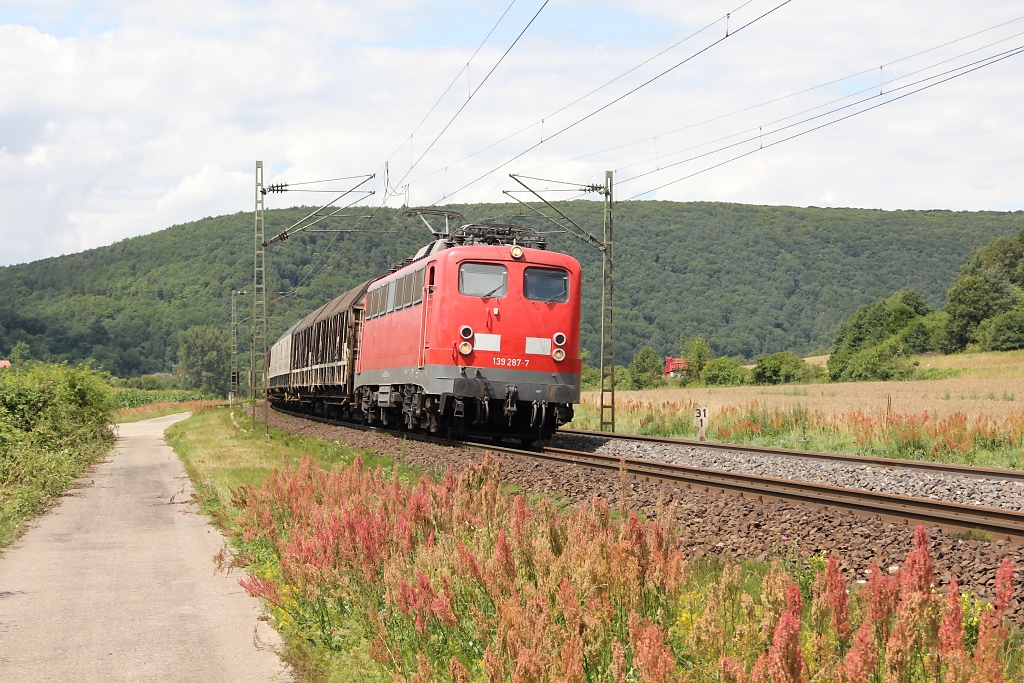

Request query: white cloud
[{"left": 1, "top": 0, "right": 1023, "bottom": 266}]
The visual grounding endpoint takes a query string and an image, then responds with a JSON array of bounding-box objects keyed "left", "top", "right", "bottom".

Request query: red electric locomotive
[{"left": 267, "top": 218, "right": 582, "bottom": 442}]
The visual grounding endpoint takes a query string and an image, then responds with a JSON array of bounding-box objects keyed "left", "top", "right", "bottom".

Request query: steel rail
[
  {"left": 559, "top": 428, "right": 1024, "bottom": 482},
  {"left": 267, "top": 407, "right": 1024, "bottom": 543}
]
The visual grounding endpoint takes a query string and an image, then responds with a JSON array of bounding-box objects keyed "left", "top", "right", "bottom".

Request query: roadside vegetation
[
  {"left": 0, "top": 362, "right": 114, "bottom": 546},
  {"left": 167, "top": 408, "right": 1023, "bottom": 682}
]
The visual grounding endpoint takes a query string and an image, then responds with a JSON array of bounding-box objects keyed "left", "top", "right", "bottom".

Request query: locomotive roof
[{"left": 292, "top": 279, "right": 371, "bottom": 335}]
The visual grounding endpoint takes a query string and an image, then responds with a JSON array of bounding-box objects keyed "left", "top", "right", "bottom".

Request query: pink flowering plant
[{"left": 234, "top": 454, "right": 1022, "bottom": 682}]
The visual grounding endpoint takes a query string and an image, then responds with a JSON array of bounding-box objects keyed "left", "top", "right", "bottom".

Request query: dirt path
[{"left": 0, "top": 413, "right": 290, "bottom": 682}]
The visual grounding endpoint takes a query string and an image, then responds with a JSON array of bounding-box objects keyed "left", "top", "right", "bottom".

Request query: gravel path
[
  {"left": 264, "top": 410, "right": 1024, "bottom": 625},
  {"left": 552, "top": 433, "right": 1024, "bottom": 511}
]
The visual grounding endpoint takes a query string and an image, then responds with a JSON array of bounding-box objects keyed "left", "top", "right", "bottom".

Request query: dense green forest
[{"left": 0, "top": 201, "right": 1020, "bottom": 377}]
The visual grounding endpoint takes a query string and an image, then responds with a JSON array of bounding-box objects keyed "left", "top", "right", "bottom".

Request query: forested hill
[{"left": 0, "top": 201, "right": 1020, "bottom": 376}]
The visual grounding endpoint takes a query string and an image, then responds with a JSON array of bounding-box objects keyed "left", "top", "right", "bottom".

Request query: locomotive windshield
[
  {"left": 459, "top": 263, "right": 507, "bottom": 298},
  {"left": 524, "top": 267, "right": 569, "bottom": 303}
]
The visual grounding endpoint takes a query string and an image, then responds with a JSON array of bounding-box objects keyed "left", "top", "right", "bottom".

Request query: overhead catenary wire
[
  {"left": 620, "top": 43, "right": 1024, "bottom": 200},
  {"left": 433, "top": 0, "right": 795, "bottom": 206},
  {"left": 372, "top": 0, "right": 520, "bottom": 182},
  {"left": 407, "top": 0, "right": 764, "bottom": 189},
  {"left": 621, "top": 43, "right": 1024, "bottom": 185},
  {"left": 517, "top": 16, "right": 1024, "bottom": 178},
  {"left": 382, "top": 0, "right": 551, "bottom": 206},
  {"left": 588, "top": 31, "right": 1024, "bottom": 183}
]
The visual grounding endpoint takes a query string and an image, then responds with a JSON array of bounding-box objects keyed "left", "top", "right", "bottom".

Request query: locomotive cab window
[
  {"left": 523, "top": 267, "right": 569, "bottom": 303},
  {"left": 459, "top": 263, "right": 507, "bottom": 299}
]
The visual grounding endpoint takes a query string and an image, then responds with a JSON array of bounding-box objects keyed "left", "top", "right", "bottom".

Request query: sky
[{"left": 1, "top": 0, "right": 1022, "bottom": 267}]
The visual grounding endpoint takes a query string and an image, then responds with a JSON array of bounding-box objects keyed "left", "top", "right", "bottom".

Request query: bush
[
  {"left": 0, "top": 363, "right": 115, "bottom": 545},
  {"left": 751, "top": 352, "right": 822, "bottom": 385},
  {"left": 701, "top": 357, "right": 747, "bottom": 386},
  {"left": 835, "top": 339, "right": 916, "bottom": 382}
]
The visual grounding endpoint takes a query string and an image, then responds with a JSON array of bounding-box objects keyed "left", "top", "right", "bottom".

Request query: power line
[
  {"left": 383, "top": 0, "right": 551, "bottom": 205},
  {"left": 517, "top": 17, "right": 1024, "bottom": 178},
  {"left": 434, "top": 0, "right": 795, "bottom": 205},
  {"left": 373, "top": 0, "right": 519, "bottom": 179},
  {"left": 621, "top": 43, "right": 1024, "bottom": 200},
  {"left": 600, "top": 31, "right": 1024, "bottom": 181},
  {"left": 407, "top": 0, "right": 763, "bottom": 189}
]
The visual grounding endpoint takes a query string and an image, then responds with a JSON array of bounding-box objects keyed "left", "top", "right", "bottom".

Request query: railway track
[
  {"left": 559, "top": 428, "right": 1024, "bottom": 482},
  {"left": 269, "top": 407, "right": 1024, "bottom": 543}
]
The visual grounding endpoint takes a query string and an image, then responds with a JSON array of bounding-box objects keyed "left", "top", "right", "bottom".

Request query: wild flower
[
  {"left": 939, "top": 578, "right": 964, "bottom": 658},
  {"left": 994, "top": 558, "right": 1015, "bottom": 613},
  {"left": 233, "top": 454, "right": 1020, "bottom": 683},
  {"left": 238, "top": 574, "right": 281, "bottom": 605},
  {"left": 865, "top": 562, "right": 901, "bottom": 627},
  {"left": 630, "top": 613, "right": 677, "bottom": 683},
  {"left": 835, "top": 620, "right": 877, "bottom": 683},
  {"left": 825, "top": 555, "right": 851, "bottom": 641},
  {"left": 767, "top": 583, "right": 806, "bottom": 683},
  {"left": 900, "top": 525, "right": 935, "bottom": 595}
]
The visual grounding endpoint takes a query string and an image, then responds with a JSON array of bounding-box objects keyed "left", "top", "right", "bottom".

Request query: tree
[
  {"left": 579, "top": 348, "right": 599, "bottom": 389},
  {"left": 963, "top": 234, "right": 1024, "bottom": 282},
  {"left": 9, "top": 341, "right": 30, "bottom": 366},
  {"left": 987, "top": 307, "right": 1024, "bottom": 351},
  {"left": 944, "top": 272, "right": 1017, "bottom": 350},
  {"left": 177, "top": 326, "right": 229, "bottom": 396},
  {"left": 628, "top": 346, "right": 662, "bottom": 388},
  {"left": 685, "top": 337, "right": 713, "bottom": 377}
]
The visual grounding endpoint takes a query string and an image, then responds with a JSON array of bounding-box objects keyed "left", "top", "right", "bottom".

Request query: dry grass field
[
  {"left": 913, "top": 349, "right": 1024, "bottom": 380},
  {"left": 574, "top": 351, "right": 1024, "bottom": 468},
  {"left": 584, "top": 377, "right": 1021, "bottom": 423}
]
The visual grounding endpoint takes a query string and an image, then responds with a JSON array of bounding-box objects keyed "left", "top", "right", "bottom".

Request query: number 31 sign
[{"left": 694, "top": 405, "right": 709, "bottom": 441}]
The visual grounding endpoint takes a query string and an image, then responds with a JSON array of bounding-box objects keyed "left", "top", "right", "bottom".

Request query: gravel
[
  {"left": 551, "top": 433, "right": 1024, "bottom": 511},
  {"left": 264, "top": 410, "right": 1024, "bottom": 625}
]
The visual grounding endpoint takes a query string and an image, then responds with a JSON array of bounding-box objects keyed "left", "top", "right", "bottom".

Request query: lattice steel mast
[
  {"left": 599, "top": 171, "right": 615, "bottom": 432},
  {"left": 252, "top": 161, "right": 267, "bottom": 433}
]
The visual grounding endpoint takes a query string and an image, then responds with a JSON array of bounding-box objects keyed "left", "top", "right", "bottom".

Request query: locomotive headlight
[
  {"left": 553, "top": 332, "right": 567, "bottom": 347},
  {"left": 510, "top": 245, "right": 524, "bottom": 259},
  {"left": 459, "top": 325, "right": 474, "bottom": 340},
  {"left": 459, "top": 341, "right": 474, "bottom": 355},
  {"left": 552, "top": 348, "right": 566, "bottom": 362}
]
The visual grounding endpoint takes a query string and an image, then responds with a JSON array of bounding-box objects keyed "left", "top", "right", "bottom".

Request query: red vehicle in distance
[{"left": 664, "top": 356, "right": 689, "bottom": 377}]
